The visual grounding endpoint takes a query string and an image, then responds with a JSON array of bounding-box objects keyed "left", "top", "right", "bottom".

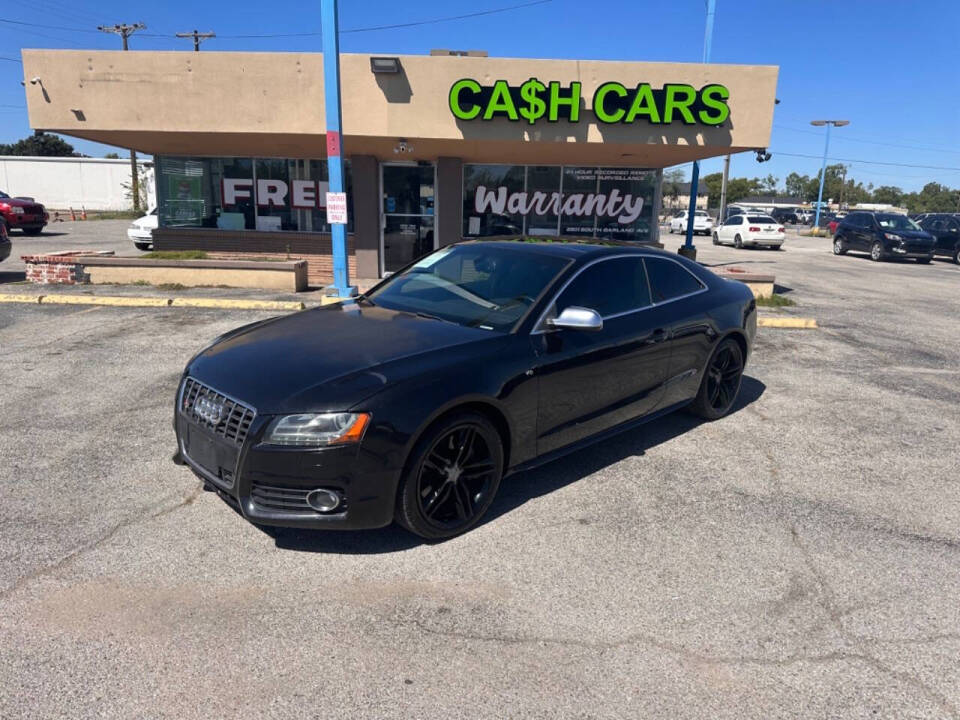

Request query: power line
[
  {"left": 775, "top": 124, "right": 960, "bottom": 155},
  {"left": 773, "top": 151, "right": 960, "bottom": 172},
  {"left": 218, "top": 0, "right": 552, "bottom": 38},
  {"left": 0, "top": 17, "right": 102, "bottom": 33},
  {"left": 176, "top": 30, "right": 216, "bottom": 51}
]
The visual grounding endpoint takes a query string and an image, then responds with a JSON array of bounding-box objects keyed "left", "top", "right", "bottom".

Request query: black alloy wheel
[
  {"left": 689, "top": 338, "right": 745, "bottom": 420},
  {"left": 734, "top": 235, "right": 743, "bottom": 249},
  {"left": 396, "top": 411, "right": 503, "bottom": 540},
  {"left": 871, "top": 241, "right": 884, "bottom": 262}
]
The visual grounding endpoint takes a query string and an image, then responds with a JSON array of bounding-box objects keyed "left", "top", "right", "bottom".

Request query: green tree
[
  {"left": 0, "top": 132, "right": 76, "bottom": 157},
  {"left": 104, "top": 152, "right": 120, "bottom": 159},
  {"left": 785, "top": 172, "right": 809, "bottom": 199},
  {"left": 700, "top": 172, "right": 723, "bottom": 208},
  {"left": 726, "top": 177, "right": 762, "bottom": 204},
  {"left": 759, "top": 174, "right": 779, "bottom": 195},
  {"left": 661, "top": 168, "right": 686, "bottom": 206},
  {"left": 870, "top": 186, "right": 904, "bottom": 206}
]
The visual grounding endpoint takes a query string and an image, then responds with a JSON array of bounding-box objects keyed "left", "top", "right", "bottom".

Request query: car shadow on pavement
[
  {"left": 0, "top": 270, "right": 26, "bottom": 284},
  {"left": 263, "top": 375, "right": 766, "bottom": 555}
]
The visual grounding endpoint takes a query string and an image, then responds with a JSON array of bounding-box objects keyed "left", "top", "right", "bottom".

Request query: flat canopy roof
[{"left": 22, "top": 50, "right": 778, "bottom": 167}]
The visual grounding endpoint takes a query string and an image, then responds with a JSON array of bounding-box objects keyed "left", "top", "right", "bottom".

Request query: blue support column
[
  {"left": 321, "top": 0, "right": 356, "bottom": 297},
  {"left": 814, "top": 122, "right": 832, "bottom": 230},
  {"left": 679, "top": 0, "right": 716, "bottom": 262}
]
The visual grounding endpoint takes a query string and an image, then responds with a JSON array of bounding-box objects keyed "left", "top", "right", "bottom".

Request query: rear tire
[
  {"left": 688, "top": 338, "right": 745, "bottom": 421},
  {"left": 712, "top": 232, "right": 719, "bottom": 245},
  {"left": 134, "top": 242, "right": 152, "bottom": 251},
  {"left": 395, "top": 411, "right": 504, "bottom": 540},
  {"left": 22, "top": 228, "right": 43, "bottom": 236},
  {"left": 953, "top": 246, "right": 960, "bottom": 265},
  {"left": 917, "top": 257, "right": 931, "bottom": 264}
]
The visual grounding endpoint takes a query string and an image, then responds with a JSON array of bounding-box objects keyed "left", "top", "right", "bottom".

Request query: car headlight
[
  {"left": 11, "top": 206, "right": 24, "bottom": 215},
  {"left": 264, "top": 412, "right": 370, "bottom": 447},
  {"left": 884, "top": 232, "right": 902, "bottom": 241}
]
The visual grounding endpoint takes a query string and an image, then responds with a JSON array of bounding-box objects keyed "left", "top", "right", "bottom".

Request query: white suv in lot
[
  {"left": 669, "top": 210, "right": 714, "bottom": 236},
  {"left": 127, "top": 208, "right": 158, "bottom": 251}
]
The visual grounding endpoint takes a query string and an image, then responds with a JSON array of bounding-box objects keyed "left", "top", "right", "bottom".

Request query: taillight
[
  {"left": 777, "top": 227, "right": 785, "bottom": 233},
  {"left": 749, "top": 226, "right": 761, "bottom": 232}
]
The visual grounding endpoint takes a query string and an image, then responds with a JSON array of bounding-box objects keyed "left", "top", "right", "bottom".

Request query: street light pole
[
  {"left": 811, "top": 119, "right": 849, "bottom": 230},
  {"left": 679, "top": 0, "right": 717, "bottom": 261},
  {"left": 321, "top": 0, "right": 356, "bottom": 297}
]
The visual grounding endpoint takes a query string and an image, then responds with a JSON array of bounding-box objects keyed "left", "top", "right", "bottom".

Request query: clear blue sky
[{"left": 2, "top": 0, "right": 959, "bottom": 192}]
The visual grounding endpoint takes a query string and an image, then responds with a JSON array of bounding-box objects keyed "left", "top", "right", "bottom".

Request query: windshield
[
  {"left": 695, "top": 211, "right": 708, "bottom": 217},
  {"left": 0, "top": 191, "right": 8, "bottom": 199},
  {"left": 366, "top": 244, "right": 570, "bottom": 332},
  {"left": 876, "top": 214, "right": 920, "bottom": 231},
  {"left": 747, "top": 215, "right": 776, "bottom": 224}
]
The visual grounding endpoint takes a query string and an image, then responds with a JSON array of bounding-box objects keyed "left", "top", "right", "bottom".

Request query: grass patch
[
  {"left": 130, "top": 280, "right": 151, "bottom": 286},
  {"left": 156, "top": 282, "right": 188, "bottom": 291},
  {"left": 756, "top": 294, "right": 796, "bottom": 307},
  {"left": 88, "top": 210, "right": 141, "bottom": 220},
  {"left": 140, "top": 250, "right": 208, "bottom": 260}
]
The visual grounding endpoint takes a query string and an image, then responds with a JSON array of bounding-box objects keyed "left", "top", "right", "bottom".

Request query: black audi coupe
[{"left": 174, "top": 241, "right": 756, "bottom": 539}]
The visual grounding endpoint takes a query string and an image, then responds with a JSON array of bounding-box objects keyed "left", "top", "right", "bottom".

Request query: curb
[
  {"left": 0, "top": 293, "right": 306, "bottom": 311},
  {"left": 758, "top": 317, "right": 818, "bottom": 329}
]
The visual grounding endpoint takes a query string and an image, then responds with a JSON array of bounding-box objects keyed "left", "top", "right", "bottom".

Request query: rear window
[
  {"left": 747, "top": 216, "right": 775, "bottom": 224},
  {"left": 644, "top": 257, "right": 705, "bottom": 303}
]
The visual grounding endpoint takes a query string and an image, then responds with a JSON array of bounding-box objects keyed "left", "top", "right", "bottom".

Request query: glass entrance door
[{"left": 381, "top": 164, "right": 436, "bottom": 274}]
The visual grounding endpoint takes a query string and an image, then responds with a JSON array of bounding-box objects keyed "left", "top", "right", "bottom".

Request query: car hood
[
  {"left": 186, "top": 302, "right": 507, "bottom": 414},
  {"left": 887, "top": 229, "right": 933, "bottom": 241},
  {"left": 0, "top": 197, "right": 42, "bottom": 208}
]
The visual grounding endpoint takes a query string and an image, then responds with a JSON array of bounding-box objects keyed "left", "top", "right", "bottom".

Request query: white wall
[{"left": 0, "top": 156, "right": 156, "bottom": 211}]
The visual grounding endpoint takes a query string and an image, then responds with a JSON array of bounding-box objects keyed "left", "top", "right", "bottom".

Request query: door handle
[{"left": 648, "top": 328, "right": 669, "bottom": 344}]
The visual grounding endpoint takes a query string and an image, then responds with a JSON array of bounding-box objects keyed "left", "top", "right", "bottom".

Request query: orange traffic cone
[
  {"left": 81, "top": 207, "right": 87, "bottom": 220},
  {"left": 70, "top": 207, "right": 76, "bottom": 221}
]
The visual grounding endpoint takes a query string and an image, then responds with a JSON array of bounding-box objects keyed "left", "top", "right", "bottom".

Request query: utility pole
[
  {"left": 718, "top": 153, "right": 730, "bottom": 223},
  {"left": 176, "top": 30, "right": 215, "bottom": 51},
  {"left": 98, "top": 23, "right": 146, "bottom": 213}
]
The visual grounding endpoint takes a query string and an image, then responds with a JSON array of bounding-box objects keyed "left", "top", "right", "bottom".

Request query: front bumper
[
  {"left": 5, "top": 214, "right": 47, "bottom": 229},
  {"left": 888, "top": 243, "right": 933, "bottom": 258},
  {"left": 127, "top": 228, "right": 152, "bottom": 242},
  {"left": 174, "top": 382, "right": 400, "bottom": 530}
]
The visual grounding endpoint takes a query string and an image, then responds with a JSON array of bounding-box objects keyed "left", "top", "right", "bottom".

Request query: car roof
[{"left": 459, "top": 239, "right": 679, "bottom": 261}]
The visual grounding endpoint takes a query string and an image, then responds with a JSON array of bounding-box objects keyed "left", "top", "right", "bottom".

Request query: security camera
[
  {"left": 755, "top": 149, "right": 772, "bottom": 163},
  {"left": 29, "top": 77, "right": 41, "bottom": 85}
]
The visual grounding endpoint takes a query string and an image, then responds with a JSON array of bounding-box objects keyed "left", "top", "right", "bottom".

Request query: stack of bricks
[{"left": 21, "top": 251, "right": 113, "bottom": 285}]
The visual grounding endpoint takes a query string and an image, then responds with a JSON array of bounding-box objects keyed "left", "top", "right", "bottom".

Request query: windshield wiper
[{"left": 413, "top": 311, "right": 459, "bottom": 326}]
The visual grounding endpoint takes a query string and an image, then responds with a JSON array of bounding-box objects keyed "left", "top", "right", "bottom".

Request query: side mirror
[{"left": 547, "top": 306, "right": 603, "bottom": 332}]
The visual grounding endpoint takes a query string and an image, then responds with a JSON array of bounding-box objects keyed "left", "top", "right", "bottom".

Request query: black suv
[
  {"left": 832, "top": 211, "right": 935, "bottom": 263},
  {"left": 771, "top": 207, "right": 799, "bottom": 224},
  {"left": 918, "top": 213, "right": 960, "bottom": 264}
]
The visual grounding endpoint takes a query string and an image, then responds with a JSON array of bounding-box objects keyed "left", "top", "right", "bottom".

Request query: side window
[
  {"left": 555, "top": 257, "right": 651, "bottom": 318},
  {"left": 727, "top": 216, "right": 741, "bottom": 226},
  {"left": 645, "top": 257, "right": 705, "bottom": 303},
  {"left": 925, "top": 218, "right": 942, "bottom": 231},
  {"left": 948, "top": 219, "right": 960, "bottom": 233}
]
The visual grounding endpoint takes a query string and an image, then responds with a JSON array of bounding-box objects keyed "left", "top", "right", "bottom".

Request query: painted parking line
[
  {"left": 758, "top": 317, "right": 818, "bottom": 329},
  {"left": 0, "top": 293, "right": 306, "bottom": 311}
]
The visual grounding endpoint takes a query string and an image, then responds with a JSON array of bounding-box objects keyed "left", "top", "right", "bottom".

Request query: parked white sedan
[
  {"left": 127, "top": 208, "right": 158, "bottom": 251},
  {"left": 713, "top": 214, "right": 785, "bottom": 249},
  {"left": 669, "top": 210, "right": 713, "bottom": 235}
]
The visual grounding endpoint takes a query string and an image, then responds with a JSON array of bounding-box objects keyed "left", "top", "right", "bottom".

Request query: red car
[{"left": 0, "top": 190, "right": 48, "bottom": 235}]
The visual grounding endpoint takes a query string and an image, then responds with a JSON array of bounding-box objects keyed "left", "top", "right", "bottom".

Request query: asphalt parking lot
[{"left": 2, "top": 231, "right": 960, "bottom": 718}]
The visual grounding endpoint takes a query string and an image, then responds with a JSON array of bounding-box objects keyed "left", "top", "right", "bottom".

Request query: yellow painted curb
[
  {"left": 169, "top": 297, "right": 305, "bottom": 311},
  {"left": 0, "top": 294, "right": 43, "bottom": 304},
  {"left": 319, "top": 295, "right": 344, "bottom": 306},
  {"left": 41, "top": 294, "right": 172, "bottom": 307},
  {"left": 758, "top": 317, "right": 818, "bottom": 329}
]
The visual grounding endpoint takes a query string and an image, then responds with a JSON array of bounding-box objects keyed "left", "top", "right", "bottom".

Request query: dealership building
[{"left": 22, "top": 50, "right": 777, "bottom": 284}]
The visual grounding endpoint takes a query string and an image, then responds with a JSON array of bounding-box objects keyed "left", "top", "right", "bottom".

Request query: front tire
[
  {"left": 712, "top": 232, "right": 720, "bottom": 245},
  {"left": 916, "top": 257, "right": 931, "bottom": 264},
  {"left": 688, "top": 338, "right": 745, "bottom": 420},
  {"left": 22, "top": 227, "right": 43, "bottom": 236},
  {"left": 871, "top": 241, "right": 884, "bottom": 262},
  {"left": 833, "top": 237, "right": 847, "bottom": 255},
  {"left": 734, "top": 235, "right": 743, "bottom": 249},
  {"left": 396, "top": 411, "right": 504, "bottom": 540},
  {"left": 953, "top": 246, "right": 960, "bottom": 265},
  {"left": 134, "top": 242, "right": 152, "bottom": 251}
]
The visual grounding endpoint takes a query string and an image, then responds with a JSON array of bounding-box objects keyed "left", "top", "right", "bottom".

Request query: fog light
[{"left": 305, "top": 488, "right": 341, "bottom": 512}]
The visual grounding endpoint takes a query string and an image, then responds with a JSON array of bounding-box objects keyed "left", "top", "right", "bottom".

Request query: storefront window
[
  {"left": 463, "top": 163, "right": 658, "bottom": 242},
  {"left": 156, "top": 155, "right": 353, "bottom": 233}
]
